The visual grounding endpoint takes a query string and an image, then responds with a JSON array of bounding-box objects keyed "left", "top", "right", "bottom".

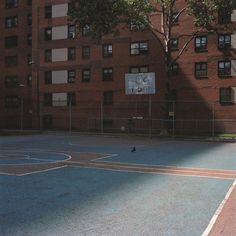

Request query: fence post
[
  {"left": 39, "top": 101, "right": 43, "bottom": 131},
  {"left": 149, "top": 95, "right": 152, "bottom": 138},
  {"left": 101, "top": 101, "right": 104, "bottom": 136},
  {"left": 69, "top": 98, "right": 72, "bottom": 134},
  {"left": 20, "top": 97, "right": 24, "bottom": 130},
  {"left": 212, "top": 101, "right": 215, "bottom": 137},
  {"left": 172, "top": 101, "right": 175, "bottom": 137}
]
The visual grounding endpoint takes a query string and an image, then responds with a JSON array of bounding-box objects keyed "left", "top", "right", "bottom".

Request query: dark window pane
[
  {"left": 103, "top": 68, "right": 113, "bottom": 81},
  {"left": 5, "top": 56, "right": 18, "bottom": 67},
  {"left": 82, "top": 69, "right": 90, "bottom": 82},
  {"left": 5, "top": 36, "right": 18, "bottom": 48},
  {"left": 6, "top": 0, "right": 18, "bottom": 9},
  {"left": 45, "top": 71, "right": 52, "bottom": 84},
  {"left": 103, "top": 44, "right": 113, "bottom": 57},
  {"left": 103, "top": 91, "right": 113, "bottom": 105},
  {"left": 5, "top": 16, "right": 18, "bottom": 28},
  {"left": 5, "top": 76, "right": 18, "bottom": 88},
  {"left": 82, "top": 46, "right": 90, "bottom": 59},
  {"left": 45, "top": 6, "right": 52, "bottom": 19},
  {"left": 68, "top": 70, "right": 76, "bottom": 83},
  {"left": 68, "top": 47, "right": 76, "bottom": 60}
]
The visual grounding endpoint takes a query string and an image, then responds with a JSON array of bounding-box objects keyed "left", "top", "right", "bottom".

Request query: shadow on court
[{"left": 0, "top": 134, "right": 235, "bottom": 236}]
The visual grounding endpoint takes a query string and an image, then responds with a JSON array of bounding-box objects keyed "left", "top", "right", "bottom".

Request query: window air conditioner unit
[{"left": 69, "top": 32, "right": 75, "bottom": 38}]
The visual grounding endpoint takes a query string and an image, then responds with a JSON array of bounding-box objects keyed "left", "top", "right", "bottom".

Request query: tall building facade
[
  {"left": 0, "top": 0, "right": 33, "bottom": 129},
  {"left": 1, "top": 0, "right": 236, "bottom": 134}
]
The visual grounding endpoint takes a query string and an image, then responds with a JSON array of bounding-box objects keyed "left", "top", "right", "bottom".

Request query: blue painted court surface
[
  {"left": 0, "top": 134, "right": 236, "bottom": 236},
  {"left": 98, "top": 141, "right": 236, "bottom": 170}
]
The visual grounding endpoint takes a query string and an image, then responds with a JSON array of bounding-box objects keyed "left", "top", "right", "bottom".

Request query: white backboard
[{"left": 125, "top": 72, "right": 156, "bottom": 95}]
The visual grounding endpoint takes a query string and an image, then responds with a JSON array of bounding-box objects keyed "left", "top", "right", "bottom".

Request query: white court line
[
  {"left": 18, "top": 148, "right": 115, "bottom": 162},
  {"left": 11, "top": 148, "right": 236, "bottom": 173},
  {"left": 18, "top": 165, "right": 67, "bottom": 176},
  {"left": 68, "top": 165, "right": 235, "bottom": 180},
  {"left": 201, "top": 179, "right": 236, "bottom": 236},
  {"left": 0, "top": 149, "right": 72, "bottom": 160},
  {"left": 0, "top": 150, "right": 72, "bottom": 166},
  {"left": 92, "top": 154, "right": 118, "bottom": 161},
  {"left": 0, "top": 154, "right": 30, "bottom": 159},
  {"left": 0, "top": 171, "right": 16, "bottom": 176}
]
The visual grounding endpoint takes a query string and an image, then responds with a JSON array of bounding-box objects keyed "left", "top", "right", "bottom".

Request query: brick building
[
  {"left": 1, "top": 0, "right": 236, "bottom": 134},
  {"left": 0, "top": 0, "right": 33, "bottom": 129}
]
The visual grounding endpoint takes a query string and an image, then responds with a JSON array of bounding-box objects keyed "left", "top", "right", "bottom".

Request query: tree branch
[
  {"left": 172, "top": 30, "right": 202, "bottom": 63},
  {"left": 170, "top": 7, "right": 186, "bottom": 25}
]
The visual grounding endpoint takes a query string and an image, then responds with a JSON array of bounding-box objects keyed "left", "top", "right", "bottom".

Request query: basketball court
[{"left": 0, "top": 133, "right": 236, "bottom": 235}]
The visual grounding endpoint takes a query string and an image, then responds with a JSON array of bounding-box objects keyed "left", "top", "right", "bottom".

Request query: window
[
  {"left": 103, "top": 91, "right": 113, "bottom": 105},
  {"left": 220, "top": 87, "right": 234, "bottom": 105},
  {"left": 130, "top": 41, "right": 149, "bottom": 55},
  {"left": 82, "top": 46, "right": 90, "bottom": 59},
  {"left": 170, "top": 12, "right": 179, "bottom": 24},
  {"left": 45, "top": 6, "right": 52, "bottom": 19},
  {"left": 5, "top": 16, "right": 18, "bottom": 28},
  {"left": 103, "top": 44, "right": 113, "bottom": 57},
  {"left": 130, "top": 20, "right": 146, "bottom": 31},
  {"left": 195, "top": 35, "right": 207, "bottom": 52},
  {"left": 45, "top": 49, "right": 52, "bottom": 62},
  {"left": 27, "top": 34, "right": 32, "bottom": 45},
  {"left": 68, "top": 70, "right": 76, "bottom": 83},
  {"left": 45, "top": 71, "right": 52, "bottom": 84},
  {"left": 67, "top": 92, "right": 76, "bottom": 106},
  {"left": 5, "top": 76, "right": 18, "bottom": 88},
  {"left": 218, "top": 34, "right": 231, "bottom": 49},
  {"left": 130, "top": 66, "right": 148, "bottom": 73},
  {"left": 218, "top": 60, "right": 231, "bottom": 76},
  {"left": 170, "top": 38, "right": 179, "bottom": 50},
  {"left": 82, "top": 25, "right": 90, "bottom": 36},
  {"left": 195, "top": 62, "right": 207, "bottom": 78},
  {"left": 171, "top": 63, "right": 179, "bottom": 75},
  {"left": 82, "top": 69, "right": 91, "bottom": 82},
  {"left": 44, "top": 93, "right": 52, "bottom": 106},
  {"left": 27, "top": 75, "right": 32, "bottom": 87},
  {"left": 218, "top": 8, "right": 231, "bottom": 24},
  {"left": 5, "top": 36, "right": 18, "bottom": 48},
  {"left": 5, "top": 96, "right": 19, "bottom": 108},
  {"left": 27, "top": 14, "right": 32, "bottom": 26},
  {"left": 5, "top": 56, "right": 17, "bottom": 67},
  {"left": 68, "top": 47, "right": 76, "bottom": 60},
  {"left": 44, "top": 27, "right": 52, "bottom": 40},
  {"left": 68, "top": 25, "right": 76, "bottom": 38},
  {"left": 6, "top": 0, "right": 18, "bottom": 9},
  {"left": 103, "top": 68, "right": 113, "bottom": 81},
  {"left": 27, "top": 54, "right": 32, "bottom": 65}
]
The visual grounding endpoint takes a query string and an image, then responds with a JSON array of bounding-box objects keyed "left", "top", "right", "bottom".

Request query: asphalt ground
[{"left": 0, "top": 134, "right": 235, "bottom": 236}]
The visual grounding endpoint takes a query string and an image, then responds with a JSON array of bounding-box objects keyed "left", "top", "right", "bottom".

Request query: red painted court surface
[{"left": 0, "top": 134, "right": 236, "bottom": 235}]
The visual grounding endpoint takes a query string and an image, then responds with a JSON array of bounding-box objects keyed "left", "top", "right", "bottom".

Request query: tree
[{"left": 68, "top": 0, "right": 235, "bottom": 120}]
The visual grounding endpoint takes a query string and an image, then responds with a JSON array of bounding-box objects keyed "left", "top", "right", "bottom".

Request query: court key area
[{"left": 0, "top": 134, "right": 236, "bottom": 236}]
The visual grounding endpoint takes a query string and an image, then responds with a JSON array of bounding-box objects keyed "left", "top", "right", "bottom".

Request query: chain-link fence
[
  {"left": 1, "top": 99, "right": 236, "bottom": 136},
  {"left": 35, "top": 100, "right": 236, "bottom": 136},
  {"left": 0, "top": 98, "right": 32, "bottom": 130}
]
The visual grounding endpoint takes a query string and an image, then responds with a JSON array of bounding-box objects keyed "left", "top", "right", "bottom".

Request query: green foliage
[
  {"left": 68, "top": 0, "right": 154, "bottom": 39},
  {"left": 68, "top": 0, "right": 234, "bottom": 40},
  {"left": 187, "top": 0, "right": 234, "bottom": 29}
]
